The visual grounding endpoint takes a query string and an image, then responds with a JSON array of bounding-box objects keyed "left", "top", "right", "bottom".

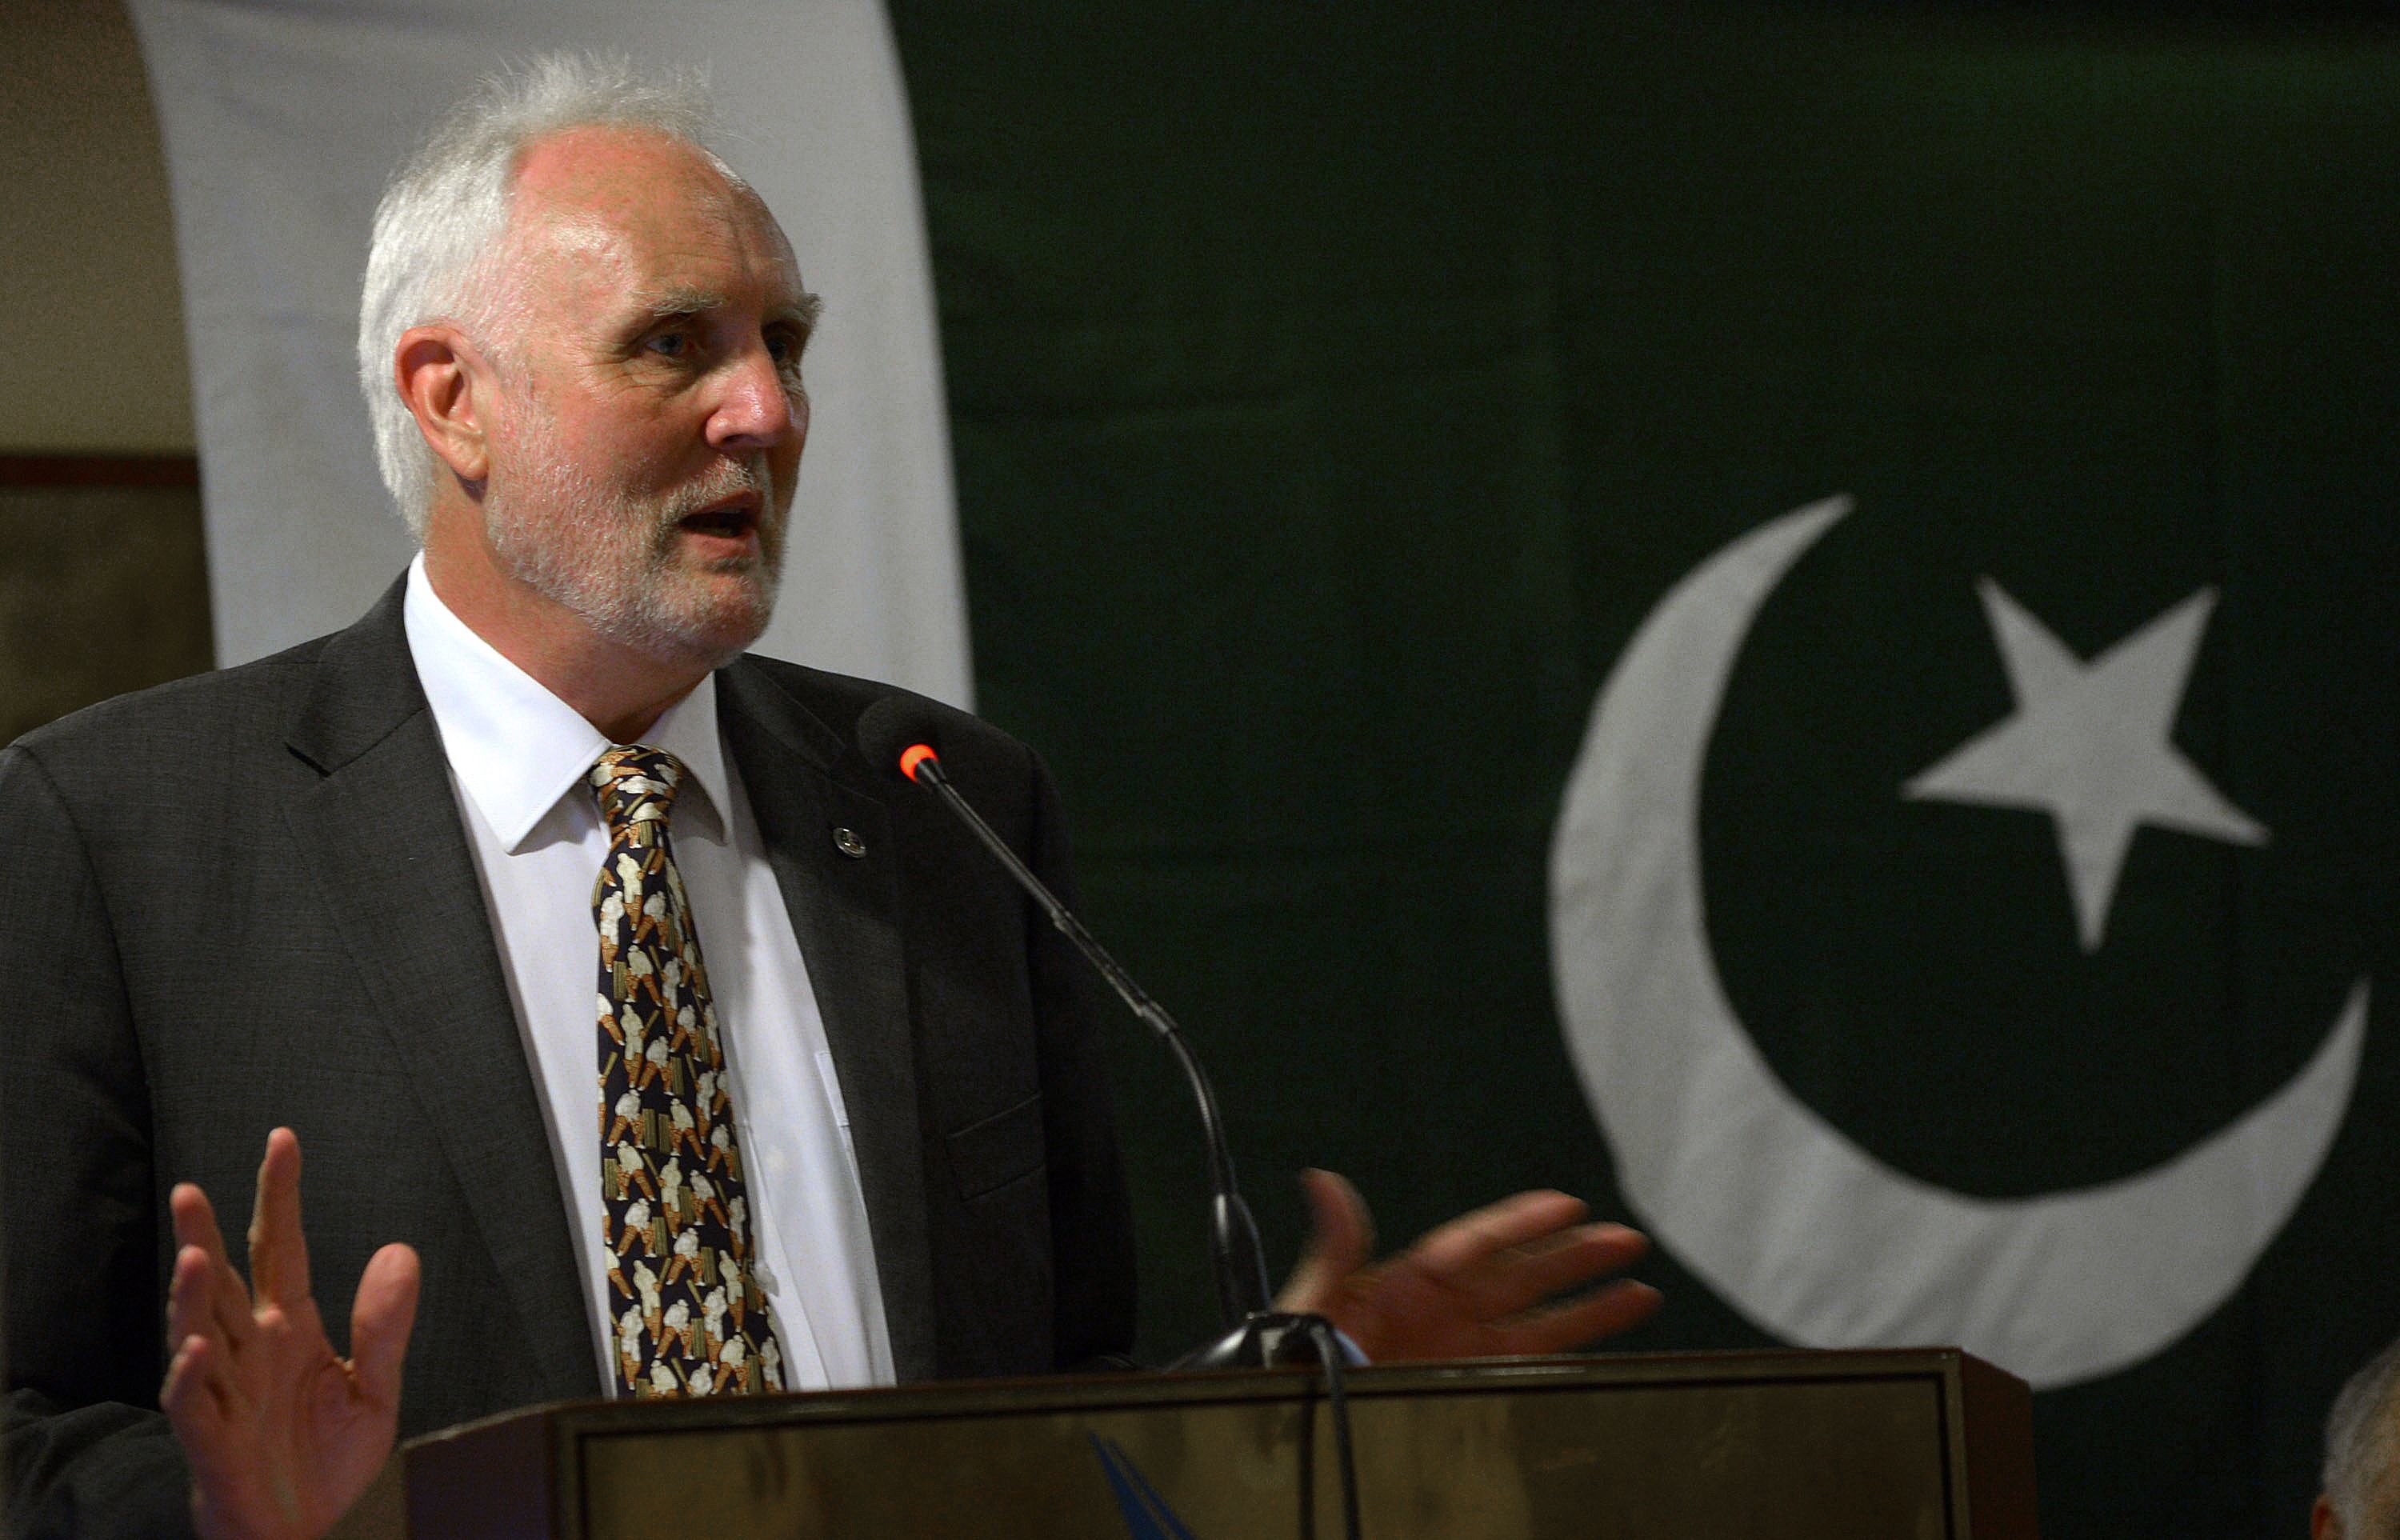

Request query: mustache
[{"left": 655, "top": 458, "right": 776, "bottom": 528}]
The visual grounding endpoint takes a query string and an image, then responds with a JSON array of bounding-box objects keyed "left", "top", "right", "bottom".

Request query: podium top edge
[{"left": 405, "top": 1346, "right": 2019, "bottom": 1454}]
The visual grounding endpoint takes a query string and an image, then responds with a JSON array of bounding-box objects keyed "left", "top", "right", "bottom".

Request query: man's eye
[
  {"left": 646, "top": 330, "right": 690, "bottom": 359},
  {"left": 766, "top": 331, "right": 802, "bottom": 369}
]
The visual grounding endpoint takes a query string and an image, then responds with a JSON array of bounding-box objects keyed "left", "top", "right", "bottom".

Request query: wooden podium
[{"left": 394, "top": 1348, "right": 2035, "bottom": 1538}]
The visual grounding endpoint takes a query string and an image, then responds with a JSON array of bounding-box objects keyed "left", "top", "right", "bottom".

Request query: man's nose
[{"left": 706, "top": 346, "right": 798, "bottom": 451}]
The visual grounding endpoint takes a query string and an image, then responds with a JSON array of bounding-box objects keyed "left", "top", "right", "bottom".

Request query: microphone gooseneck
[
  {"left": 858, "top": 699, "right": 1272, "bottom": 1324},
  {"left": 858, "top": 698, "right": 1365, "bottom": 1540}
]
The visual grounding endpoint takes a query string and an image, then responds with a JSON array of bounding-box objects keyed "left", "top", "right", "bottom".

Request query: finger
[
  {"left": 350, "top": 1243, "right": 423, "bottom": 1410},
  {"left": 247, "top": 1127, "right": 312, "bottom": 1309},
  {"left": 169, "top": 1187, "right": 254, "bottom": 1349},
  {"left": 160, "top": 1329, "right": 241, "bottom": 1427},
  {"left": 1465, "top": 1222, "right": 1653, "bottom": 1317},
  {"left": 166, "top": 1245, "right": 230, "bottom": 1369},
  {"left": 1407, "top": 1190, "right": 1592, "bottom": 1281},
  {"left": 161, "top": 1334, "right": 264, "bottom": 1512},
  {"left": 1487, "top": 1279, "right": 1664, "bottom": 1357},
  {"left": 170, "top": 1182, "right": 241, "bottom": 1288},
  {"left": 1274, "top": 1170, "right": 1376, "bottom": 1314}
]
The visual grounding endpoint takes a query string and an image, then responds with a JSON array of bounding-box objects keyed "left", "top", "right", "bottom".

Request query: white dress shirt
[{"left": 402, "top": 555, "right": 893, "bottom": 1392}]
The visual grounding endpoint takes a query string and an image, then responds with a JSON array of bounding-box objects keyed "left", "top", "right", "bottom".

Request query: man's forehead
[
  {"left": 513, "top": 123, "right": 722, "bottom": 211},
  {"left": 506, "top": 126, "right": 803, "bottom": 295}
]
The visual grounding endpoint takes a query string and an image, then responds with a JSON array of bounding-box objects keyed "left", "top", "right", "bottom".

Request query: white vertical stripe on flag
[{"left": 127, "top": 0, "right": 972, "bottom": 707}]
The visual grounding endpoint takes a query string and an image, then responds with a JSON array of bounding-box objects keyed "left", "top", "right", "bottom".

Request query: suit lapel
[
  {"left": 282, "top": 583, "right": 598, "bottom": 1400},
  {"left": 717, "top": 662, "right": 936, "bottom": 1383}
]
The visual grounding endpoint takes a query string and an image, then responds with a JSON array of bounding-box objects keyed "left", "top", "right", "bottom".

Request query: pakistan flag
[{"left": 892, "top": 4, "right": 2400, "bottom": 1534}]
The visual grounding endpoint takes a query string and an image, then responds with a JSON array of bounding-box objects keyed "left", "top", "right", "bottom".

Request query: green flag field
[{"left": 894, "top": 6, "right": 2400, "bottom": 1532}]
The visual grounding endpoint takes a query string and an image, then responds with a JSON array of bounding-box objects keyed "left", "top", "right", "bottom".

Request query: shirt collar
[{"left": 402, "top": 554, "right": 731, "bottom": 851}]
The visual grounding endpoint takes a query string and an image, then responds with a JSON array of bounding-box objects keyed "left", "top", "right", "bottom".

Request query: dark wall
[{"left": 0, "top": 467, "right": 210, "bottom": 744}]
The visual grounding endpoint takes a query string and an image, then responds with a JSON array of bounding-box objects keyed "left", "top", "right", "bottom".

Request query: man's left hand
[{"left": 1275, "top": 1170, "right": 1661, "bottom": 1362}]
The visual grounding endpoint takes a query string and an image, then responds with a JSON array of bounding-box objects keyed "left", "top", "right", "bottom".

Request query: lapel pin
[{"left": 833, "top": 826, "right": 868, "bottom": 859}]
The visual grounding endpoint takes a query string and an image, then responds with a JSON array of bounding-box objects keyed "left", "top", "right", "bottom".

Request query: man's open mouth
[{"left": 678, "top": 497, "right": 762, "bottom": 541}]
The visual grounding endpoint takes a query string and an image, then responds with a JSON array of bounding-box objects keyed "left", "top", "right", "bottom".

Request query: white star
[{"left": 1904, "top": 578, "right": 2266, "bottom": 953}]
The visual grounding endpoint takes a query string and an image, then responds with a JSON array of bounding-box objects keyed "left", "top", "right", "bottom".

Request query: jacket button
[{"left": 833, "top": 826, "right": 868, "bottom": 858}]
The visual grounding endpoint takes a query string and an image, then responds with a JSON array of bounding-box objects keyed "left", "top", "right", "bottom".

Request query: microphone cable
[{"left": 1301, "top": 1314, "right": 1363, "bottom": 1540}]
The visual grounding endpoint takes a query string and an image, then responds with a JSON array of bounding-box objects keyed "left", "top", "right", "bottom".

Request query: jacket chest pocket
[{"left": 946, "top": 1092, "right": 1046, "bottom": 1201}]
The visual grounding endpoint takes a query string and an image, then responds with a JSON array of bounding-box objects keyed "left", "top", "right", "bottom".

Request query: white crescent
[{"left": 1548, "top": 496, "right": 2368, "bottom": 1390}]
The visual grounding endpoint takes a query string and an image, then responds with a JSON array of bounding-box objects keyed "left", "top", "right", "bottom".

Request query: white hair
[
  {"left": 2324, "top": 1334, "right": 2400, "bottom": 1532},
  {"left": 356, "top": 54, "right": 739, "bottom": 534}
]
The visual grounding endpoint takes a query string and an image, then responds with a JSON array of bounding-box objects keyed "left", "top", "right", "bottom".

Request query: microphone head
[{"left": 856, "top": 694, "right": 946, "bottom": 782}]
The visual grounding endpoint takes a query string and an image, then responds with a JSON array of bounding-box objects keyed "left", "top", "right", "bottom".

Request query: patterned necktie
[{"left": 592, "top": 746, "right": 784, "bottom": 1398}]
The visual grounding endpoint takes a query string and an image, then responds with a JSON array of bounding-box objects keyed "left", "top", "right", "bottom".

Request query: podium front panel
[{"left": 406, "top": 1349, "right": 2035, "bottom": 1538}]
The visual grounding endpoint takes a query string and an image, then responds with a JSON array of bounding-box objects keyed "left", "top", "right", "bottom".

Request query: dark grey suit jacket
[{"left": 0, "top": 582, "right": 1134, "bottom": 1536}]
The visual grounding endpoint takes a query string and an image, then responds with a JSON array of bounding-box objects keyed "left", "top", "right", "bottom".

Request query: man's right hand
[{"left": 160, "top": 1129, "right": 422, "bottom": 1540}]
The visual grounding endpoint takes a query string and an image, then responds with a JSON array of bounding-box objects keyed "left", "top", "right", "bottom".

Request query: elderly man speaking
[{"left": 0, "top": 56, "right": 1657, "bottom": 1538}]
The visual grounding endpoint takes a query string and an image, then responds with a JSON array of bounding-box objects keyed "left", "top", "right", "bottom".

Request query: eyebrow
[
  {"left": 635, "top": 285, "right": 825, "bottom": 331},
  {"left": 636, "top": 284, "right": 722, "bottom": 321}
]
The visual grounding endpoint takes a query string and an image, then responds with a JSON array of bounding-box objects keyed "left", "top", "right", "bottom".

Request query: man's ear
[{"left": 394, "top": 325, "right": 495, "bottom": 486}]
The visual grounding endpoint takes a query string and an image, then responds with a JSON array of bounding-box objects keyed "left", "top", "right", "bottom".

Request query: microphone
[
  {"left": 860, "top": 698, "right": 1370, "bottom": 1538},
  {"left": 856, "top": 698, "right": 1316, "bottom": 1356}
]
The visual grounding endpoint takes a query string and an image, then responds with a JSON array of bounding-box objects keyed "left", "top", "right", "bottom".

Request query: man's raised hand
[
  {"left": 160, "top": 1129, "right": 422, "bottom": 1540},
  {"left": 1275, "top": 1169, "right": 1661, "bottom": 1362}
]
